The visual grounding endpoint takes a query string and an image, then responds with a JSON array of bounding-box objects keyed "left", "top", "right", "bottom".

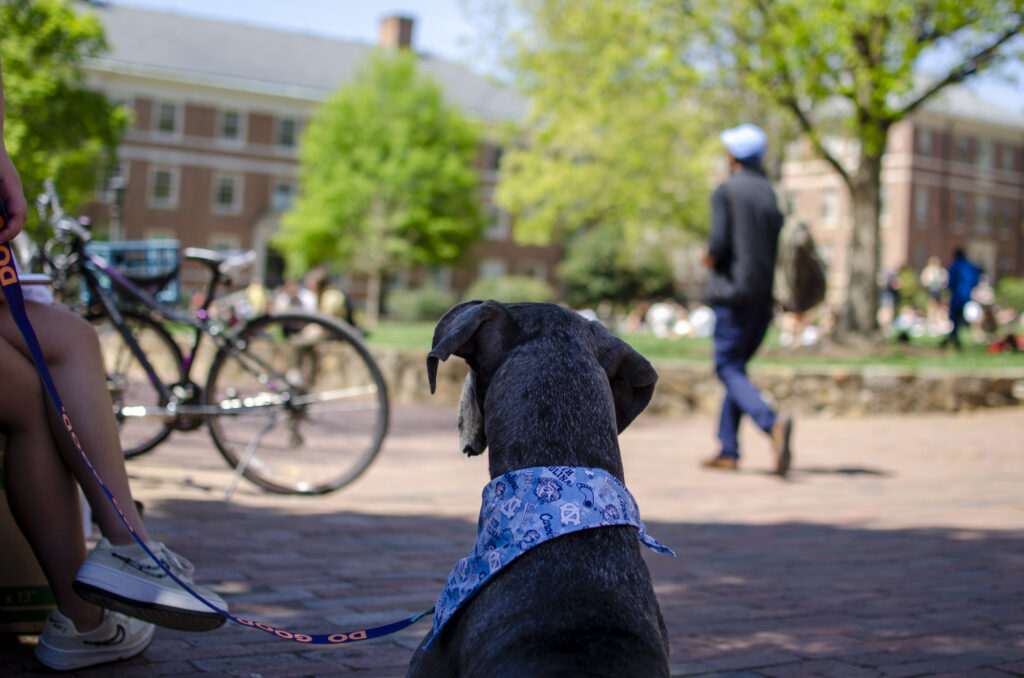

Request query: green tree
[
  {"left": 1, "top": 0, "right": 128, "bottom": 232},
  {"left": 275, "top": 50, "right": 485, "bottom": 327},
  {"left": 485, "top": 0, "right": 720, "bottom": 247},
  {"left": 558, "top": 222, "right": 676, "bottom": 308},
  {"left": 697, "top": 0, "right": 1024, "bottom": 337}
]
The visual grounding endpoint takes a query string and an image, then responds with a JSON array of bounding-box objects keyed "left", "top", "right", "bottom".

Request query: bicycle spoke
[{"left": 204, "top": 313, "right": 389, "bottom": 495}]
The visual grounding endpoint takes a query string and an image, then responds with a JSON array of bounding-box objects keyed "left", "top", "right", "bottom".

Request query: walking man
[
  {"left": 940, "top": 247, "right": 981, "bottom": 350},
  {"left": 701, "top": 123, "right": 793, "bottom": 476}
]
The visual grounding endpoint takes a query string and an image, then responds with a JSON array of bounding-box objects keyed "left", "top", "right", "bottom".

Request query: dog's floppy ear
[
  {"left": 592, "top": 325, "right": 659, "bottom": 432},
  {"left": 426, "top": 300, "right": 516, "bottom": 394}
]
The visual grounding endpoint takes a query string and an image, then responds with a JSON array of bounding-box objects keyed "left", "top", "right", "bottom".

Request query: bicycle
[{"left": 34, "top": 179, "right": 389, "bottom": 496}]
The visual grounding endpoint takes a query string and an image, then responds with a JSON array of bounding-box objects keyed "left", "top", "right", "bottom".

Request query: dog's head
[{"left": 426, "top": 300, "right": 658, "bottom": 456}]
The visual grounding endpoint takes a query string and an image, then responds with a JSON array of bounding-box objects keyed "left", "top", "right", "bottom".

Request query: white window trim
[
  {"left": 153, "top": 100, "right": 183, "bottom": 139},
  {"left": 212, "top": 172, "right": 244, "bottom": 215},
  {"left": 147, "top": 165, "right": 180, "bottom": 210},
  {"left": 952, "top": 193, "right": 968, "bottom": 233},
  {"left": 275, "top": 117, "right": 299, "bottom": 148},
  {"left": 821, "top": 189, "right": 839, "bottom": 229},
  {"left": 270, "top": 180, "right": 296, "bottom": 211},
  {"left": 216, "top": 109, "right": 247, "bottom": 147},
  {"left": 975, "top": 195, "right": 992, "bottom": 236},
  {"left": 913, "top": 186, "right": 929, "bottom": 228}
]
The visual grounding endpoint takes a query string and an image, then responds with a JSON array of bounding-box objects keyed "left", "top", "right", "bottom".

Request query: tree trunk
[
  {"left": 840, "top": 153, "right": 883, "bottom": 339},
  {"left": 365, "top": 269, "right": 382, "bottom": 330}
]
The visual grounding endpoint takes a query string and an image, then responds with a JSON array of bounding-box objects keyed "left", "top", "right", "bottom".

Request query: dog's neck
[{"left": 482, "top": 401, "right": 626, "bottom": 481}]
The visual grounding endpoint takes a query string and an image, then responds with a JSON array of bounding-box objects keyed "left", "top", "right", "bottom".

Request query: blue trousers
[{"left": 712, "top": 304, "right": 778, "bottom": 458}]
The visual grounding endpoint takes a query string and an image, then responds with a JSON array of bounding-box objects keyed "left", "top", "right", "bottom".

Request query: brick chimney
[{"left": 378, "top": 15, "right": 414, "bottom": 49}]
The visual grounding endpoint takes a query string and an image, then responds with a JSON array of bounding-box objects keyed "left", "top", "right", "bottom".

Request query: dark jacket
[
  {"left": 705, "top": 166, "right": 784, "bottom": 307},
  {"left": 947, "top": 254, "right": 981, "bottom": 309}
]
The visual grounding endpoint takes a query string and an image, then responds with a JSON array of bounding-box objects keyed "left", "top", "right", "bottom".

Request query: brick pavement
[{"left": 2, "top": 404, "right": 1023, "bottom": 677}]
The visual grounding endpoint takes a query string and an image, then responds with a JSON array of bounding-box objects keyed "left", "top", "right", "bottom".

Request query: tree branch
[
  {"left": 900, "top": 15, "right": 1024, "bottom": 117},
  {"left": 780, "top": 94, "right": 854, "bottom": 188}
]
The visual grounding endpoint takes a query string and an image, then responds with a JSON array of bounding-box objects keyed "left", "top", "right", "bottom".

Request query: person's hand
[{"left": 0, "top": 144, "right": 27, "bottom": 244}]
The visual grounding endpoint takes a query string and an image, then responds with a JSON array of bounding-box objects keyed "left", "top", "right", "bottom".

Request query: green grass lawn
[{"left": 364, "top": 321, "right": 1024, "bottom": 371}]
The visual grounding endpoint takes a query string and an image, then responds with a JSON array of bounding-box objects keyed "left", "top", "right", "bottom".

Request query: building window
[
  {"left": 478, "top": 259, "right": 506, "bottom": 279},
  {"left": 154, "top": 102, "right": 179, "bottom": 135},
  {"left": 998, "top": 256, "right": 1013, "bottom": 277},
  {"left": 484, "top": 144, "right": 504, "bottom": 175},
  {"left": 212, "top": 173, "right": 243, "bottom": 214},
  {"left": 975, "top": 196, "right": 992, "bottom": 236},
  {"left": 148, "top": 166, "right": 178, "bottom": 208},
  {"left": 276, "top": 118, "right": 297, "bottom": 147},
  {"left": 976, "top": 139, "right": 993, "bottom": 169},
  {"left": 915, "top": 128, "right": 932, "bottom": 156},
  {"left": 520, "top": 260, "right": 547, "bottom": 280},
  {"left": 821, "top": 189, "right": 839, "bottom": 228},
  {"left": 879, "top": 186, "right": 888, "bottom": 225},
  {"left": 485, "top": 205, "right": 511, "bottom": 241},
  {"left": 952, "top": 192, "right": 968, "bottom": 233},
  {"left": 954, "top": 136, "right": 971, "bottom": 163},
  {"left": 218, "top": 110, "right": 244, "bottom": 142},
  {"left": 913, "top": 186, "right": 930, "bottom": 227},
  {"left": 270, "top": 181, "right": 295, "bottom": 210},
  {"left": 1000, "top": 201, "right": 1014, "bottom": 238},
  {"left": 999, "top": 145, "right": 1015, "bottom": 171}
]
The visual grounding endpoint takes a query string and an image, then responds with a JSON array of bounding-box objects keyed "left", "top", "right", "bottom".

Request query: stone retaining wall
[{"left": 373, "top": 348, "right": 1024, "bottom": 416}]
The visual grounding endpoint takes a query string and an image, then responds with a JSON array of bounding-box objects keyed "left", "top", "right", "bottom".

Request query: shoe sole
[
  {"left": 73, "top": 581, "right": 226, "bottom": 632},
  {"left": 35, "top": 622, "right": 155, "bottom": 670},
  {"left": 775, "top": 418, "right": 793, "bottom": 477}
]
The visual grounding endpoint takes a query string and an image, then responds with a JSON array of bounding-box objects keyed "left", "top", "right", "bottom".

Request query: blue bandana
[{"left": 428, "top": 466, "right": 674, "bottom": 645}]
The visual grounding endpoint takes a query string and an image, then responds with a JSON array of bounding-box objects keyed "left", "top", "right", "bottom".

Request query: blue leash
[{"left": 0, "top": 198, "right": 433, "bottom": 644}]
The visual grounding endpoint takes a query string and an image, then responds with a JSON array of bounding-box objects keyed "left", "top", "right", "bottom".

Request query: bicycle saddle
[{"left": 184, "top": 248, "right": 255, "bottom": 275}]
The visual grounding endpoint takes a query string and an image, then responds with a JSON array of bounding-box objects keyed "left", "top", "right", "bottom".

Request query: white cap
[{"left": 720, "top": 123, "right": 767, "bottom": 161}]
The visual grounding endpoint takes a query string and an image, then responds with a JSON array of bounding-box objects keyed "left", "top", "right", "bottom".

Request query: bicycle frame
[{"left": 67, "top": 239, "right": 295, "bottom": 422}]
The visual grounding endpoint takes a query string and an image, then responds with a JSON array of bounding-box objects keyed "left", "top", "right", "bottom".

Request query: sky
[
  {"left": 112, "top": 0, "right": 480, "bottom": 63},
  {"left": 112, "top": 0, "right": 1024, "bottom": 115}
]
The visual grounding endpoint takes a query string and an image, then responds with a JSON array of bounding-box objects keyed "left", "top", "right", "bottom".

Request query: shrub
[
  {"left": 387, "top": 285, "right": 458, "bottom": 322},
  {"left": 995, "top": 276, "right": 1024, "bottom": 313},
  {"left": 464, "top": 275, "right": 555, "bottom": 303}
]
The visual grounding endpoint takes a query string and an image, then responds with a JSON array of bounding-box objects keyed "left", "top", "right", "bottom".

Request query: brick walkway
[{"left": 2, "top": 404, "right": 1023, "bottom": 677}]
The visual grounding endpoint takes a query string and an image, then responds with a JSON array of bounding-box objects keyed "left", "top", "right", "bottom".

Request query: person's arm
[
  {"left": 704, "top": 184, "right": 730, "bottom": 269},
  {"left": 0, "top": 55, "right": 28, "bottom": 243}
]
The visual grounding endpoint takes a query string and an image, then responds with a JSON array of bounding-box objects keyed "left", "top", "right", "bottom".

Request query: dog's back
[{"left": 407, "top": 302, "right": 670, "bottom": 678}]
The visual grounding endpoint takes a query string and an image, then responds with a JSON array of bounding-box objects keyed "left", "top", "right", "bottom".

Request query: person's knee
[
  {"left": 40, "top": 307, "right": 102, "bottom": 365},
  {"left": 715, "top": 359, "right": 745, "bottom": 382}
]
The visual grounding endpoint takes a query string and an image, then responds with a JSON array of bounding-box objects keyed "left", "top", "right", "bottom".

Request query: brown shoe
[
  {"left": 771, "top": 416, "right": 793, "bottom": 477},
  {"left": 701, "top": 455, "right": 739, "bottom": 471}
]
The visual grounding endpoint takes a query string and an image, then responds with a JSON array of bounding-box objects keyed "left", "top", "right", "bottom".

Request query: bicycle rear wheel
[
  {"left": 204, "top": 313, "right": 389, "bottom": 494},
  {"left": 90, "top": 311, "right": 184, "bottom": 458}
]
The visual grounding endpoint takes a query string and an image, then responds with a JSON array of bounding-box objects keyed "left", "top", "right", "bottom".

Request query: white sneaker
[
  {"left": 35, "top": 609, "right": 155, "bottom": 671},
  {"left": 73, "top": 538, "right": 227, "bottom": 631}
]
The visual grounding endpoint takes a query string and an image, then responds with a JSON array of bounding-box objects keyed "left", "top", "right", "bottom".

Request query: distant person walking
[
  {"left": 940, "top": 248, "right": 981, "bottom": 350},
  {"left": 701, "top": 123, "right": 792, "bottom": 477}
]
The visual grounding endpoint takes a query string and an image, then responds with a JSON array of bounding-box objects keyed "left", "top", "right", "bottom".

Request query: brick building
[
  {"left": 77, "top": 2, "right": 561, "bottom": 301},
  {"left": 780, "top": 85, "right": 1024, "bottom": 307}
]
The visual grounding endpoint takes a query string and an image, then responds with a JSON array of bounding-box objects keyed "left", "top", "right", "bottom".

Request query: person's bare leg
[
  {"left": 0, "top": 302, "right": 149, "bottom": 543},
  {"left": 0, "top": 333, "right": 104, "bottom": 632}
]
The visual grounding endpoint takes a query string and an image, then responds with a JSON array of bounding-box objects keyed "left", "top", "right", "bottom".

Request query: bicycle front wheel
[
  {"left": 91, "top": 311, "right": 184, "bottom": 458},
  {"left": 204, "top": 313, "right": 389, "bottom": 494}
]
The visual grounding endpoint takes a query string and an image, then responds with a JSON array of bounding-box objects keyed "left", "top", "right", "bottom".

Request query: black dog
[{"left": 406, "top": 301, "right": 671, "bottom": 678}]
